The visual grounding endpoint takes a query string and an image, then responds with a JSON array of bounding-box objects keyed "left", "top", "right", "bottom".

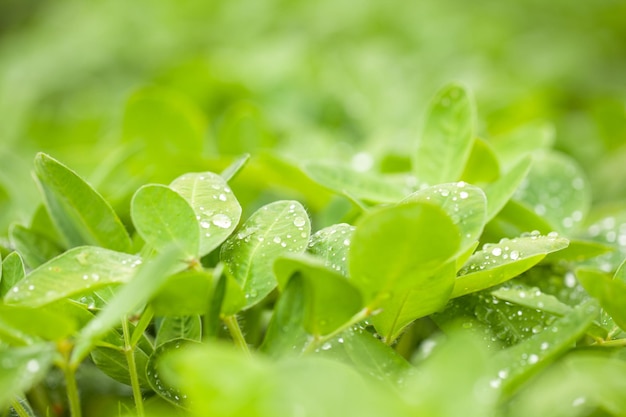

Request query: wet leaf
[
  {"left": 155, "top": 316, "right": 202, "bottom": 347},
  {"left": 453, "top": 233, "right": 569, "bottom": 298},
  {"left": 577, "top": 268, "right": 626, "bottom": 332},
  {"left": 170, "top": 172, "right": 242, "bottom": 257},
  {"left": 33, "top": 153, "right": 131, "bottom": 252},
  {"left": 0, "top": 304, "right": 76, "bottom": 341},
  {"left": 0, "top": 252, "right": 24, "bottom": 298},
  {"left": 91, "top": 343, "right": 151, "bottom": 390},
  {"left": 220, "top": 201, "right": 310, "bottom": 314},
  {"left": 413, "top": 84, "right": 474, "bottom": 185},
  {"left": 349, "top": 202, "right": 460, "bottom": 307},
  {"left": 3, "top": 246, "right": 142, "bottom": 307},
  {"left": 131, "top": 184, "right": 200, "bottom": 259},
  {"left": 307, "top": 223, "right": 355, "bottom": 277}
]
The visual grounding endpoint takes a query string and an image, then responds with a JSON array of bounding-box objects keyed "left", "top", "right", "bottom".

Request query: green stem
[
  {"left": 595, "top": 338, "right": 626, "bottom": 347},
  {"left": 62, "top": 364, "right": 81, "bottom": 417},
  {"left": 122, "top": 318, "right": 145, "bottom": 417},
  {"left": 224, "top": 315, "right": 250, "bottom": 356},
  {"left": 303, "top": 307, "right": 372, "bottom": 354},
  {"left": 10, "top": 397, "right": 31, "bottom": 417}
]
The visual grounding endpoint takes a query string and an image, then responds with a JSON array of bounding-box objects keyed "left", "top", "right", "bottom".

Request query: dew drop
[
  {"left": 26, "top": 359, "right": 40, "bottom": 373},
  {"left": 218, "top": 194, "right": 227, "bottom": 201},
  {"left": 211, "top": 214, "right": 232, "bottom": 229},
  {"left": 509, "top": 251, "right": 520, "bottom": 260},
  {"left": 273, "top": 236, "right": 282, "bottom": 244},
  {"left": 293, "top": 217, "right": 306, "bottom": 227},
  {"left": 321, "top": 342, "right": 332, "bottom": 351},
  {"left": 491, "top": 247, "right": 502, "bottom": 256},
  {"left": 200, "top": 220, "right": 211, "bottom": 229},
  {"left": 459, "top": 191, "right": 469, "bottom": 199}
]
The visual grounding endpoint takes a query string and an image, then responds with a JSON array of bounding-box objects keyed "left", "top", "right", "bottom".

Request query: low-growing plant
[{"left": 1, "top": 83, "right": 625, "bottom": 417}]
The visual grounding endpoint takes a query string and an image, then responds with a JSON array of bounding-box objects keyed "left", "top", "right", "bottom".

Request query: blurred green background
[{"left": 1, "top": 0, "right": 625, "bottom": 234}]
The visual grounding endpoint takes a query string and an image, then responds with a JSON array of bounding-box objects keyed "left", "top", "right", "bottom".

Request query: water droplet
[
  {"left": 321, "top": 342, "right": 332, "bottom": 351},
  {"left": 200, "top": 220, "right": 211, "bottom": 229},
  {"left": 509, "top": 251, "right": 520, "bottom": 260},
  {"left": 273, "top": 236, "right": 282, "bottom": 244},
  {"left": 564, "top": 272, "right": 576, "bottom": 288},
  {"left": 218, "top": 194, "right": 227, "bottom": 201},
  {"left": 528, "top": 354, "right": 539, "bottom": 364},
  {"left": 293, "top": 217, "right": 306, "bottom": 227},
  {"left": 491, "top": 247, "right": 502, "bottom": 256},
  {"left": 211, "top": 214, "right": 232, "bottom": 229},
  {"left": 26, "top": 359, "right": 40, "bottom": 373},
  {"left": 459, "top": 191, "right": 469, "bottom": 199},
  {"left": 572, "top": 397, "right": 586, "bottom": 407},
  {"left": 343, "top": 239, "right": 351, "bottom": 246},
  {"left": 489, "top": 379, "right": 501, "bottom": 389},
  {"left": 28, "top": 285, "right": 35, "bottom": 291},
  {"left": 540, "top": 342, "right": 550, "bottom": 350}
]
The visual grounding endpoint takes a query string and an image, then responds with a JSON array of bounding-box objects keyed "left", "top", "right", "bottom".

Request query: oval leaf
[
  {"left": 307, "top": 223, "right": 355, "bottom": 277},
  {"left": 170, "top": 172, "right": 242, "bottom": 257},
  {"left": 220, "top": 201, "right": 311, "bottom": 313},
  {"left": 34, "top": 153, "right": 131, "bottom": 252},
  {"left": 131, "top": 184, "right": 199, "bottom": 258}
]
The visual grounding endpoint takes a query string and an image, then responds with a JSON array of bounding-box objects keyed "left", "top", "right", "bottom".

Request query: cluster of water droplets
[
  {"left": 585, "top": 214, "right": 626, "bottom": 272},
  {"left": 146, "top": 340, "right": 190, "bottom": 405},
  {"left": 194, "top": 182, "right": 236, "bottom": 239},
  {"left": 308, "top": 223, "right": 355, "bottom": 276}
]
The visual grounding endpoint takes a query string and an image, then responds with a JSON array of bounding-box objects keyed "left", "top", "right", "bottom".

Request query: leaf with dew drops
[
  {"left": 0, "top": 343, "right": 56, "bottom": 410},
  {"left": 0, "top": 252, "right": 24, "bottom": 298},
  {"left": 3, "top": 246, "right": 142, "bottom": 308},
  {"left": 220, "top": 201, "right": 310, "bottom": 314},
  {"left": 413, "top": 83, "right": 474, "bottom": 186},
  {"left": 303, "top": 162, "right": 406, "bottom": 204},
  {"left": 131, "top": 184, "right": 200, "bottom": 259},
  {"left": 33, "top": 153, "right": 132, "bottom": 252},
  {"left": 576, "top": 268, "right": 626, "bottom": 332},
  {"left": 403, "top": 182, "right": 486, "bottom": 258},
  {"left": 170, "top": 172, "right": 242, "bottom": 257},
  {"left": 349, "top": 202, "right": 460, "bottom": 308},
  {"left": 307, "top": 223, "right": 355, "bottom": 277},
  {"left": 155, "top": 315, "right": 202, "bottom": 347},
  {"left": 452, "top": 233, "right": 569, "bottom": 298}
]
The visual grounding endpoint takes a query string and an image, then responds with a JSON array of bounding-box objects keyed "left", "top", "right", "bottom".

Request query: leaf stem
[
  {"left": 224, "top": 315, "right": 250, "bottom": 356},
  {"left": 303, "top": 307, "right": 372, "bottom": 354},
  {"left": 595, "top": 338, "right": 626, "bottom": 347},
  {"left": 122, "top": 318, "right": 145, "bottom": 417},
  {"left": 62, "top": 363, "right": 81, "bottom": 417}
]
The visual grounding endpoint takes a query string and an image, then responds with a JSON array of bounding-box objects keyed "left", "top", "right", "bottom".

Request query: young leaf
[
  {"left": 220, "top": 201, "right": 310, "bottom": 314},
  {"left": 403, "top": 182, "right": 487, "bottom": 257},
  {"left": 3, "top": 246, "right": 142, "bottom": 307},
  {"left": 71, "top": 246, "right": 182, "bottom": 364},
  {"left": 0, "top": 252, "right": 24, "bottom": 298},
  {"left": 131, "top": 184, "right": 200, "bottom": 259},
  {"left": 349, "top": 202, "right": 460, "bottom": 307},
  {"left": 9, "top": 224, "right": 64, "bottom": 269},
  {"left": 303, "top": 162, "right": 405, "bottom": 203},
  {"left": 576, "top": 268, "right": 626, "bottom": 332},
  {"left": 459, "top": 137, "right": 500, "bottom": 184},
  {"left": 307, "top": 223, "right": 355, "bottom": 277},
  {"left": 170, "top": 172, "right": 242, "bottom": 257},
  {"left": 274, "top": 254, "right": 362, "bottom": 336},
  {"left": 150, "top": 270, "right": 214, "bottom": 316},
  {"left": 514, "top": 151, "right": 590, "bottom": 233},
  {"left": 372, "top": 261, "right": 456, "bottom": 343},
  {"left": 33, "top": 153, "right": 131, "bottom": 252},
  {"left": 483, "top": 155, "right": 532, "bottom": 222},
  {"left": 489, "top": 121, "right": 555, "bottom": 167},
  {"left": 413, "top": 84, "right": 474, "bottom": 185},
  {"left": 491, "top": 285, "right": 573, "bottom": 317},
  {"left": 452, "top": 233, "right": 569, "bottom": 298},
  {"left": 155, "top": 316, "right": 202, "bottom": 347},
  {"left": 0, "top": 343, "right": 56, "bottom": 411},
  {"left": 220, "top": 153, "right": 251, "bottom": 182},
  {"left": 491, "top": 299, "right": 598, "bottom": 396}
]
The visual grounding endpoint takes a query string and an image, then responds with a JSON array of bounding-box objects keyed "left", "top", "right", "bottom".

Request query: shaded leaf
[
  {"left": 33, "top": 153, "right": 131, "bottom": 252},
  {"left": 170, "top": 172, "right": 241, "bottom": 257},
  {"left": 150, "top": 270, "right": 213, "bottom": 316},
  {"left": 4, "top": 246, "right": 142, "bottom": 307},
  {"left": 155, "top": 316, "right": 202, "bottom": 347},
  {"left": 9, "top": 224, "right": 64, "bottom": 269},
  {"left": 91, "top": 344, "right": 151, "bottom": 390},
  {"left": 220, "top": 201, "right": 310, "bottom": 314},
  {"left": 0, "top": 304, "right": 76, "bottom": 341},
  {"left": 413, "top": 83, "right": 474, "bottom": 185},
  {"left": 577, "top": 268, "right": 626, "bottom": 332},
  {"left": 131, "top": 184, "right": 199, "bottom": 259}
]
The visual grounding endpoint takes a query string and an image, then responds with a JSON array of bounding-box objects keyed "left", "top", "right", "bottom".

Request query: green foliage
[{"left": 1, "top": 74, "right": 625, "bottom": 417}]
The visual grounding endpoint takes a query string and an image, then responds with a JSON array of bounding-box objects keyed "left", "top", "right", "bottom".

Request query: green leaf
[
  {"left": 307, "top": 223, "right": 355, "bottom": 277},
  {"left": 514, "top": 151, "right": 591, "bottom": 233},
  {"left": 349, "top": 202, "right": 460, "bottom": 307},
  {"left": 33, "top": 153, "right": 131, "bottom": 252},
  {"left": 413, "top": 83, "right": 474, "bottom": 185},
  {"left": 460, "top": 138, "right": 500, "bottom": 184},
  {"left": 491, "top": 300, "right": 598, "bottom": 396},
  {"left": 452, "top": 233, "right": 569, "bottom": 298},
  {"left": 483, "top": 155, "right": 532, "bottom": 222},
  {"left": 577, "top": 268, "right": 626, "bottom": 332},
  {"left": 491, "top": 285, "right": 573, "bottom": 317},
  {"left": 260, "top": 275, "right": 309, "bottom": 357},
  {"left": 71, "top": 246, "right": 181, "bottom": 364},
  {"left": 0, "top": 343, "right": 56, "bottom": 410},
  {"left": 170, "top": 172, "right": 242, "bottom": 257},
  {"left": 274, "top": 254, "right": 362, "bottom": 336},
  {"left": 542, "top": 239, "right": 614, "bottom": 264},
  {"left": 372, "top": 260, "right": 456, "bottom": 343},
  {"left": 131, "top": 184, "right": 200, "bottom": 259},
  {"left": 489, "top": 121, "right": 555, "bottom": 167},
  {"left": 303, "top": 162, "right": 405, "bottom": 203},
  {"left": 403, "top": 182, "right": 487, "bottom": 257},
  {"left": 0, "top": 304, "right": 76, "bottom": 341},
  {"left": 155, "top": 316, "right": 202, "bottom": 347},
  {"left": 3, "top": 246, "right": 141, "bottom": 307},
  {"left": 150, "top": 270, "right": 214, "bottom": 316},
  {"left": 0, "top": 252, "right": 24, "bottom": 298},
  {"left": 485, "top": 199, "right": 555, "bottom": 240},
  {"left": 91, "top": 343, "right": 151, "bottom": 390},
  {"left": 9, "top": 224, "right": 64, "bottom": 269},
  {"left": 147, "top": 339, "right": 200, "bottom": 408},
  {"left": 220, "top": 154, "right": 251, "bottom": 182},
  {"left": 220, "top": 201, "right": 310, "bottom": 314}
]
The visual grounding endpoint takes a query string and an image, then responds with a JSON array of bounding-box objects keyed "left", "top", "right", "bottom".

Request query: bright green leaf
[
  {"left": 483, "top": 155, "right": 532, "bottom": 222},
  {"left": 150, "top": 270, "right": 213, "bottom": 316},
  {"left": 3, "top": 246, "right": 142, "bottom": 307},
  {"left": 33, "top": 153, "right": 131, "bottom": 252},
  {"left": 0, "top": 252, "right": 24, "bottom": 298},
  {"left": 220, "top": 154, "right": 251, "bottom": 182},
  {"left": 131, "top": 184, "right": 200, "bottom": 259},
  {"left": 349, "top": 202, "right": 460, "bottom": 307},
  {"left": 577, "top": 268, "right": 626, "bottom": 332},
  {"left": 460, "top": 138, "right": 500, "bottom": 184},
  {"left": 220, "top": 201, "right": 310, "bottom": 314},
  {"left": 0, "top": 304, "right": 76, "bottom": 341},
  {"left": 155, "top": 316, "right": 202, "bottom": 347},
  {"left": 413, "top": 83, "right": 474, "bottom": 185},
  {"left": 9, "top": 224, "right": 64, "bottom": 269},
  {"left": 453, "top": 233, "right": 569, "bottom": 298},
  {"left": 170, "top": 172, "right": 242, "bottom": 256},
  {"left": 307, "top": 223, "right": 355, "bottom": 277}
]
